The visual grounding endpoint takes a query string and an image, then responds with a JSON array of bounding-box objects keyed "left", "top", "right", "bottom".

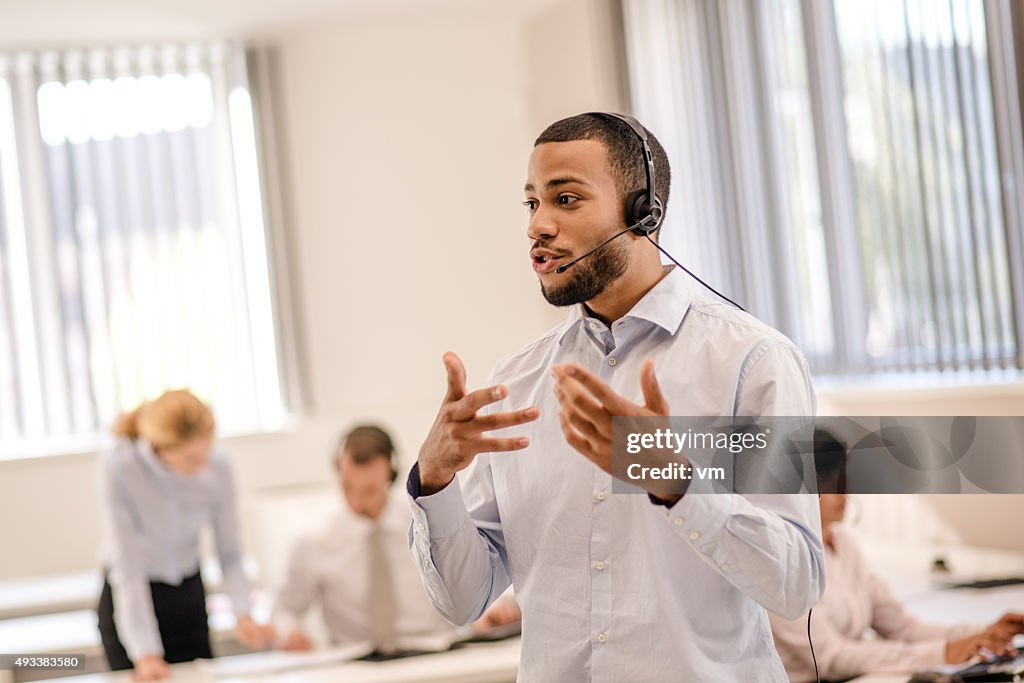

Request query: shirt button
[
  {"left": 595, "top": 561, "right": 605, "bottom": 571},
  {"left": 673, "top": 517, "right": 683, "bottom": 526},
  {"left": 689, "top": 531, "right": 701, "bottom": 541},
  {"left": 595, "top": 490, "right": 606, "bottom": 502},
  {"left": 596, "top": 633, "right": 607, "bottom": 643},
  {"left": 721, "top": 563, "right": 730, "bottom": 572},
  {"left": 608, "top": 357, "right": 617, "bottom": 366},
  {"left": 418, "top": 523, "right": 426, "bottom": 532},
  {"left": 589, "top": 322, "right": 599, "bottom": 330}
]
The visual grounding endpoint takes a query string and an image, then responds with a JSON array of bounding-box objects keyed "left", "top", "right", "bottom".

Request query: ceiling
[{"left": 0, "top": 0, "right": 559, "bottom": 48}]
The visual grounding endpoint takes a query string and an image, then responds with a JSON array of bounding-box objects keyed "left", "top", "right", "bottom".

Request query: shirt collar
[{"left": 558, "top": 265, "right": 694, "bottom": 345}]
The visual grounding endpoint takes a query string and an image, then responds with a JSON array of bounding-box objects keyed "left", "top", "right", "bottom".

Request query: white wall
[{"left": 0, "top": 0, "right": 627, "bottom": 581}]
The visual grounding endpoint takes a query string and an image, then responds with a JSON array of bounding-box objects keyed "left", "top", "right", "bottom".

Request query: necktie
[{"left": 367, "top": 521, "right": 397, "bottom": 652}]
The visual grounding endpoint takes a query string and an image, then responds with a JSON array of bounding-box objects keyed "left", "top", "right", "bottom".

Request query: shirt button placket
[{"left": 591, "top": 468, "right": 612, "bottom": 681}]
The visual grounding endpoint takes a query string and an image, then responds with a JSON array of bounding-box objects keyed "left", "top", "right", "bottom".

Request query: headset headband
[{"left": 586, "top": 112, "right": 663, "bottom": 234}]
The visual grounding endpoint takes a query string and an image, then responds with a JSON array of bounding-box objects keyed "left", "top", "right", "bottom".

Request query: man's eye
[
  {"left": 523, "top": 199, "right": 538, "bottom": 211},
  {"left": 557, "top": 195, "right": 579, "bottom": 206}
]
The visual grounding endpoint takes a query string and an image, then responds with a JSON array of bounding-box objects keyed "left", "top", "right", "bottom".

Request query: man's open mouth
[{"left": 531, "top": 250, "right": 567, "bottom": 274}]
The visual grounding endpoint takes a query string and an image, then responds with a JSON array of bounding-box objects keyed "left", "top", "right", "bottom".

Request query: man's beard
[{"left": 540, "top": 235, "right": 630, "bottom": 307}]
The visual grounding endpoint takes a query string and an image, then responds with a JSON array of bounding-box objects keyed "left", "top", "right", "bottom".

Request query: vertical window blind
[
  {"left": 0, "top": 44, "right": 286, "bottom": 455},
  {"left": 622, "top": 0, "right": 1024, "bottom": 378}
]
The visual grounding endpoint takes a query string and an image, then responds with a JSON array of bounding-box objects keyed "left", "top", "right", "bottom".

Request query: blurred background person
[
  {"left": 96, "top": 389, "right": 271, "bottom": 680},
  {"left": 769, "top": 429, "right": 1024, "bottom": 682},
  {"left": 272, "top": 424, "right": 519, "bottom": 652}
]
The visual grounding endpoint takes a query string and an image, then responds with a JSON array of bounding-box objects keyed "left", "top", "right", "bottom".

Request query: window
[
  {"left": 0, "top": 44, "right": 288, "bottom": 456},
  {"left": 622, "top": 0, "right": 1024, "bottom": 378}
]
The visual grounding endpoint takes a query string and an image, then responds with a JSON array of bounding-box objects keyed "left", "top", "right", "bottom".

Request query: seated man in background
[
  {"left": 272, "top": 425, "right": 519, "bottom": 651},
  {"left": 769, "top": 429, "right": 1024, "bottom": 682}
]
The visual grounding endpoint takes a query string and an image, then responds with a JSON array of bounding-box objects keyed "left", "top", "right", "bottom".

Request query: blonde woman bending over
[{"left": 96, "top": 390, "right": 271, "bottom": 680}]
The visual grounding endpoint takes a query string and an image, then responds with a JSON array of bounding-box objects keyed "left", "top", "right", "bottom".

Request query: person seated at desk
[
  {"left": 272, "top": 425, "right": 520, "bottom": 652},
  {"left": 97, "top": 389, "right": 272, "bottom": 681},
  {"left": 769, "top": 429, "right": 1024, "bottom": 682}
]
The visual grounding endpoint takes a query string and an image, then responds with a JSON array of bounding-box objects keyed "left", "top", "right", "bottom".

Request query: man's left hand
[{"left": 553, "top": 359, "right": 681, "bottom": 504}]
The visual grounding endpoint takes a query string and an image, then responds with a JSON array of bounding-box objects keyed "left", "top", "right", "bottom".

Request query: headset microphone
[{"left": 554, "top": 222, "right": 643, "bottom": 274}]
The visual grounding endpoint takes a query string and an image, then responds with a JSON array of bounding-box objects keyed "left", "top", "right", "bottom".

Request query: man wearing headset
[{"left": 407, "top": 113, "right": 825, "bottom": 681}]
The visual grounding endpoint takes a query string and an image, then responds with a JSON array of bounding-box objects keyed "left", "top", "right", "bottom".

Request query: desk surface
[
  {"left": 0, "top": 572, "right": 100, "bottom": 621},
  {"left": 53, "top": 639, "right": 521, "bottom": 683},
  {"left": 12, "top": 542, "right": 1024, "bottom": 683}
]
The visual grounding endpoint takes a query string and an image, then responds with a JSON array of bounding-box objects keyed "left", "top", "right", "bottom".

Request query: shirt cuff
[
  {"left": 407, "top": 462, "right": 470, "bottom": 540},
  {"left": 655, "top": 481, "right": 734, "bottom": 554}
]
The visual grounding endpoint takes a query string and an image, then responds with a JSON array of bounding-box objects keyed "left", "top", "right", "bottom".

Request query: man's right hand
[
  {"left": 946, "top": 632, "right": 1012, "bottom": 663},
  {"left": 132, "top": 655, "right": 169, "bottom": 681},
  {"left": 417, "top": 352, "right": 540, "bottom": 496}
]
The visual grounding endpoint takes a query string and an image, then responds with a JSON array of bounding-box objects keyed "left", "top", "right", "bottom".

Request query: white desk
[
  {"left": 49, "top": 639, "right": 520, "bottom": 683},
  {"left": 0, "top": 573, "right": 101, "bottom": 621}
]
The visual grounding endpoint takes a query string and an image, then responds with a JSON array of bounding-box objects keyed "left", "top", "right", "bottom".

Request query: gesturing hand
[
  {"left": 553, "top": 359, "right": 680, "bottom": 502},
  {"left": 418, "top": 352, "right": 540, "bottom": 496}
]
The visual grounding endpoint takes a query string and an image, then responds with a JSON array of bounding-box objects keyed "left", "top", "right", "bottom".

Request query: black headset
[
  {"left": 587, "top": 112, "right": 665, "bottom": 237},
  {"left": 584, "top": 112, "right": 745, "bottom": 311}
]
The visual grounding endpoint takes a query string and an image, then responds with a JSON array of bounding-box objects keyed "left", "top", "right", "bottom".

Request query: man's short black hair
[{"left": 534, "top": 113, "right": 671, "bottom": 235}]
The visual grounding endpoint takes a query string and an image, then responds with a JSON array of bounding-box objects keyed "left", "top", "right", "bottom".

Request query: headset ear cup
[
  {"left": 649, "top": 196, "right": 664, "bottom": 227},
  {"left": 627, "top": 191, "right": 645, "bottom": 229},
  {"left": 629, "top": 191, "right": 655, "bottom": 236}
]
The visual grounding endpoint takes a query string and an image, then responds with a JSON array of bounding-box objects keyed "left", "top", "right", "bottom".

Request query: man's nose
[{"left": 527, "top": 203, "right": 559, "bottom": 241}]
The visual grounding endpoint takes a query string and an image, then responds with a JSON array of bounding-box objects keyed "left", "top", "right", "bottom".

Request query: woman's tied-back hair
[{"left": 112, "top": 389, "right": 215, "bottom": 450}]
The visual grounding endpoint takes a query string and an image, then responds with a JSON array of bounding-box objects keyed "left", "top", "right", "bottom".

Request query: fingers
[
  {"left": 451, "top": 384, "right": 507, "bottom": 421},
  {"left": 969, "top": 632, "right": 1009, "bottom": 656},
  {"left": 443, "top": 352, "right": 467, "bottom": 401},
  {"left": 554, "top": 376, "right": 611, "bottom": 440},
  {"left": 473, "top": 406, "right": 540, "bottom": 430},
  {"left": 1001, "top": 612, "right": 1024, "bottom": 629},
  {"left": 640, "top": 359, "right": 669, "bottom": 415},
  {"left": 988, "top": 623, "right": 1019, "bottom": 640},
  {"left": 471, "top": 436, "right": 531, "bottom": 453},
  {"left": 554, "top": 364, "right": 632, "bottom": 414},
  {"left": 280, "top": 629, "right": 313, "bottom": 651},
  {"left": 980, "top": 633, "right": 1009, "bottom": 655},
  {"left": 559, "top": 409, "right": 593, "bottom": 457}
]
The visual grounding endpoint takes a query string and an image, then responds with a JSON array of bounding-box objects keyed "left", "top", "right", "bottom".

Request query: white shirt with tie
[
  {"left": 274, "top": 487, "right": 453, "bottom": 645},
  {"left": 407, "top": 266, "right": 826, "bottom": 682}
]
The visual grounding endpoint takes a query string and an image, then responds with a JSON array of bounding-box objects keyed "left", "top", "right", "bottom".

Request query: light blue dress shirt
[
  {"left": 99, "top": 438, "right": 251, "bottom": 659},
  {"left": 408, "top": 266, "right": 825, "bottom": 682}
]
